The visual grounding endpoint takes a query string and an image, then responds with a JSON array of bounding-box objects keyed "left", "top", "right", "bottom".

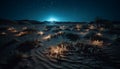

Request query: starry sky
[{"left": 0, "top": 0, "right": 120, "bottom": 22}]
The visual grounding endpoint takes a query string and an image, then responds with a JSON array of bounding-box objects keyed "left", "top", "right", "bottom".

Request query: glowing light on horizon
[{"left": 48, "top": 17, "right": 58, "bottom": 22}]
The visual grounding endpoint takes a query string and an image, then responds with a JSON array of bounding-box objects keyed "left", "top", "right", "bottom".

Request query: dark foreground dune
[{"left": 0, "top": 20, "right": 120, "bottom": 69}]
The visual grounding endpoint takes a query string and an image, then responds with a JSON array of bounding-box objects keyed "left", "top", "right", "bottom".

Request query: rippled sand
[{"left": 0, "top": 22, "right": 120, "bottom": 69}]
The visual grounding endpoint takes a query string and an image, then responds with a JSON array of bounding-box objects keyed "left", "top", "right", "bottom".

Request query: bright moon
[{"left": 48, "top": 17, "right": 58, "bottom": 22}]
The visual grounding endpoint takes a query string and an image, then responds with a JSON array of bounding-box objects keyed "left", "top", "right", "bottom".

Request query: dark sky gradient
[{"left": 0, "top": 0, "right": 120, "bottom": 22}]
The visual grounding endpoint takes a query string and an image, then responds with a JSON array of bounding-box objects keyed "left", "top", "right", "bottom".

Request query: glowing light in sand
[
  {"left": 60, "top": 25, "right": 66, "bottom": 30},
  {"left": 89, "top": 25, "right": 95, "bottom": 29},
  {"left": 37, "top": 31, "right": 44, "bottom": 35},
  {"left": 91, "top": 40, "right": 103, "bottom": 47},
  {"left": 15, "top": 31, "right": 28, "bottom": 37},
  {"left": 96, "top": 32, "right": 102, "bottom": 36},
  {"left": 99, "top": 27, "right": 104, "bottom": 31},
  {"left": 42, "top": 34, "right": 51, "bottom": 40},
  {"left": 57, "top": 31, "right": 64, "bottom": 35},
  {"left": 8, "top": 27, "right": 17, "bottom": 33},
  {"left": 1, "top": 32, "right": 6, "bottom": 35},
  {"left": 76, "top": 24, "right": 82, "bottom": 31},
  {"left": 47, "top": 45, "right": 67, "bottom": 58}
]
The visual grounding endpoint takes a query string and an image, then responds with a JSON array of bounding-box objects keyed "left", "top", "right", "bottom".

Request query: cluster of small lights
[{"left": 46, "top": 45, "right": 67, "bottom": 59}]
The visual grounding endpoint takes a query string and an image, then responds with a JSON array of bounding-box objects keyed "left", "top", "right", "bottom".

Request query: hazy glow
[{"left": 48, "top": 17, "right": 58, "bottom": 22}]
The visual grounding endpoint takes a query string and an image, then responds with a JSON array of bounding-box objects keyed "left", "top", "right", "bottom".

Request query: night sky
[{"left": 0, "top": 0, "right": 120, "bottom": 22}]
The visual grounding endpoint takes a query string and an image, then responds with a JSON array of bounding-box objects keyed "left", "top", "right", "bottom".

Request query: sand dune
[{"left": 0, "top": 20, "right": 120, "bottom": 69}]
